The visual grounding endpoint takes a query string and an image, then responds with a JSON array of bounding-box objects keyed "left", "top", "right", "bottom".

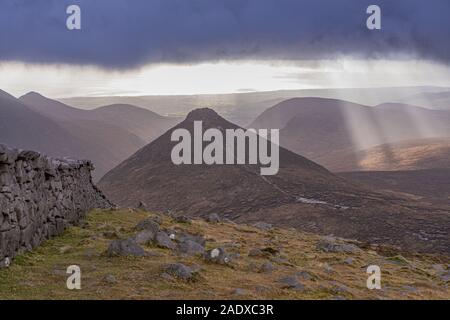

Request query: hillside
[
  {"left": 398, "top": 91, "right": 450, "bottom": 111},
  {"left": 0, "top": 209, "right": 448, "bottom": 300},
  {"left": 99, "top": 108, "right": 450, "bottom": 254},
  {"left": 0, "top": 92, "right": 87, "bottom": 159},
  {"left": 319, "top": 138, "right": 450, "bottom": 172},
  {"left": 249, "top": 98, "right": 450, "bottom": 171},
  {"left": 340, "top": 169, "right": 450, "bottom": 205},
  {"left": 9, "top": 91, "right": 181, "bottom": 179},
  {"left": 20, "top": 92, "right": 180, "bottom": 142}
]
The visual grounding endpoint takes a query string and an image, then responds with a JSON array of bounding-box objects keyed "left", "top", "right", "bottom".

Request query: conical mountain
[
  {"left": 99, "top": 108, "right": 366, "bottom": 216},
  {"left": 99, "top": 108, "right": 450, "bottom": 254}
]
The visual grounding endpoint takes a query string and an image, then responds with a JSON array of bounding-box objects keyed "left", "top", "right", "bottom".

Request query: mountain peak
[
  {"left": 20, "top": 91, "right": 47, "bottom": 101},
  {"left": 186, "top": 108, "right": 221, "bottom": 121},
  {"left": 0, "top": 89, "right": 17, "bottom": 100}
]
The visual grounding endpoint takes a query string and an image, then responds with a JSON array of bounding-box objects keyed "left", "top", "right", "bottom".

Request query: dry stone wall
[{"left": 0, "top": 144, "right": 113, "bottom": 267}]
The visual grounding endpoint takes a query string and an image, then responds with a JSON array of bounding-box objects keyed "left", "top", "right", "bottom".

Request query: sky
[{"left": 1, "top": 0, "right": 450, "bottom": 97}]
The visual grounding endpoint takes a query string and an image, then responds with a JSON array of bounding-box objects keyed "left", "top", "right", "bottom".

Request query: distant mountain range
[
  {"left": 99, "top": 108, "right": 450, "bottom": 254},
  {"left": 0, "top": 90, "right": 179, "bottom": 180},
  {"left": 397, "top": 91, "right": 450, "bottom": 111},
  {"left": 250, "top": 98, "right": 450, "bottom": 172},
  {"left": 59, "top": 86, "right": 448, "bottom": 126}
]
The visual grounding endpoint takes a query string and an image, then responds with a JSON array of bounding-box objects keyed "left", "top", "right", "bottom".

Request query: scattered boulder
[
  {"left": 206, "top": 213, "right": 221, "bottom": 223},
  {"left": 154, "top": 231, "right": 176, "bottom": 250},
  {"left": 259, "top": 262, "right": 275, "bottom": 273},
  {"left": 106, "top": 238, "right": 145, "bottom": 257},
  {"left": 164, "top": 263, "right": 196, "bottom": 281},
  {"left": 255, "top": 285, "right": 270, "bottom": 293},
  {"left": 440, "top": 273, "right": 450, "bottom": 282},
  {"left": 261, "top": 247, "right": 280, "bottom": 256},
  {"left": 232, "top": 288, "right": 246, "bottom": 295},
  {"left": 316, "top": 236, "right": 360, "bottom": 253},
  {"left": 278, "top": 275, "right": 305, "bottom": 291},
  {"left": 296, "top": 271, "right": 313, "bottom": 281},
  {"left": 330, "top": 281, "right": 351, "bottom": 295},
  {"left": 0, "top": 257, "right": 11, "bottom": 269},
  {"left": 137, "top": 201, "right": 148, "bottom": 211},
  {"left": 248, "top": 248, "right": 265, "bottom": 257},
  {"left": 343, "top": 258, "right": 354, "bottom": 265},
  {"left": 252, "top": 222, "right": 273, "bottom": 231},
  {"left": 134, "top": 229, "right": 156, "bottom": 245},
  {"left": 58, "top": 245, "right": 72, "bottom": 254},
  {"left": 103, "top": 274, "right": 117, "bottom": 284},
  {"left": 174, "top": 215, "right": 191, "bottom": 224},
  {"left": 178, "top": 239, "right": 205, "bottom": 256},
  {"left": 134, "top": 218, "right": 160, "bottom": 233},
  {"left": 204, "top": 247, "right": 231, "bottom": 265},
  {"left": 177, "top": 232, "right": 206, "bottom": 246}
]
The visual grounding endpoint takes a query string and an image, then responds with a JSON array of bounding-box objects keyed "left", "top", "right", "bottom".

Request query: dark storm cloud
[{"left": 0, "top": 0, "right": 449, "bottom": 69}]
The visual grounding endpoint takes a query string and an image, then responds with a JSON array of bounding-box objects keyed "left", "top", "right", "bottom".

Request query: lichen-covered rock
[
  {"left": 278, "top": 275, "right": 305, "bottom": 291},
  {"left": 178, "top": 239, "right": 205, "bottom": 256},
  {"left": 316, "top": 236, "right": 361, "bottom": 253},
  {"left": 133, "top": 229, "right": 157, "bottom": 245},
  {"left": 0, "top": 144, "right": 113, "bottom": 264},
  {"left": 164, "top": 263, "right": 196, "bottom": 281},
  {"left": 154, "top": 231, "right": 176, "bottom": 250},
  {"left": 206, "top": 213, "right": 221, "bottom": 223},
  {"left": 134, "top": 218, "right": 160, "bottom": 233},
  {"left": 106, "top": 238, "right": 145, "bottom": 257},
  {"left": 252, "top": 222, "right": 273, "bottom": 231}
]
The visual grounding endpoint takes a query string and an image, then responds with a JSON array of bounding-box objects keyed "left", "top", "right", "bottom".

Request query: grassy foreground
[{"left": 0, "top": 209, "right": 448, "bottom": 300}]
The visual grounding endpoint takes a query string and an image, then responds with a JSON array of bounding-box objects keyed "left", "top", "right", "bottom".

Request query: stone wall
[{"left": 0, "top": 144, "right": 113, "bottom": 267}]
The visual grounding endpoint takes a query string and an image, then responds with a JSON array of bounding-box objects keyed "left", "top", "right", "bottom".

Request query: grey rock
[
  {"left": 296, "top": 271, "right": 313, "bottom": 281},
  {"left": 174, "top": 215, "right": 191, "bottom": 224},
  {"left": 248, "top": 248, "right": 265, "bottom": 257},
  {"left": 255, "top": 285, "right": 270, "bottom": 293},
  {"left": 232, "top": 288, "right": 246, "bottom": 295},
  {"left": 136, "top": 201, "right": 148, "bottom": 211},
  {"left": 154, "top": 231, "right": 176, "bottom": 250},
  {"left": 134, "top": 218, "right": 160, "bottom": 233},
  {"left": 343, "top": 258, "right": 355, "bottom": 265},
  {"left": 164, "top": 263, "right": 196, "bottom": 281},
  {"left": 316, "top": 236, "right": 360, "bottom": 253},
  {"left": 178, "top": 239, "right": 205, "bottom": 256},
  {"left": 206, "top": 213, "right": 221, "bottom": 223},
  {"left": 103, "top": 274, "right": 117, "bottom": 284},
  {"left": 134, "top": 229, "right": 157, "bottom": 245},
  {"left": 252, "top": 222, "right": 273, "bottom": 231},
  {"left": 259, "top": 262, "right": 275, "bottom": 273},
  {"left": 107, "top": 238, "right": 145, "bottom": 257},
  {"left": 177, "top": 232, "right": 206, "bottom": 246},
  {"left": 440, "top": 272, "right": 450, "bottom": 282},
  {"left": 278, "top": 276, "right": 305, "bottom": 291},
  {"left": 0, "top": 257, "right": 11, "bottom": 268}
]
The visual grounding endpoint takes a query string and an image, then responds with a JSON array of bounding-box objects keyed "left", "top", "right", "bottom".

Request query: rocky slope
[{"left": 0, "top": 209, "right": 448, "bottom": 299}]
